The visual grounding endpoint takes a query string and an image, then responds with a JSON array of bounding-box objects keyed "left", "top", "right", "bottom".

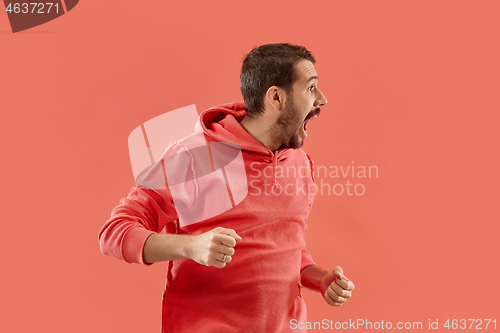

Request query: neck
[{"left": 239, "top": 114, "right": 280, "bottom": 151}]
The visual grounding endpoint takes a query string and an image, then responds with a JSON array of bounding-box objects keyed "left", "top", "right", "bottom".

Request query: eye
[{"left": 308, "top": 85, "right": 315, "bottom": 92}]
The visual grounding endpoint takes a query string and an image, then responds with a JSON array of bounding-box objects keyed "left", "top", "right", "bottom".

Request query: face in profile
[{"left": 272, "top": 59, "right": 327, "bottom": 149}]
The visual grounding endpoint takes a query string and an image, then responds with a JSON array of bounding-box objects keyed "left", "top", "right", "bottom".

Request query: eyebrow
[{"left": 306, "top": 75, "right": 318, "bottom": 84}]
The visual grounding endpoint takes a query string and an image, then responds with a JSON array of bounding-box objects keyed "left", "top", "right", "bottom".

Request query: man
[{"left": 99, "top": 43, "right": 355, "bottom": 332}]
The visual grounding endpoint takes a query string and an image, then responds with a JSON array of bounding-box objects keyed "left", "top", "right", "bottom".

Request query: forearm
[
  {"left": 299, "top": 264, "right": 328, "bottom": 292},
  {"left": 143, "top": 232, "right": 194, "bottom": 264}
]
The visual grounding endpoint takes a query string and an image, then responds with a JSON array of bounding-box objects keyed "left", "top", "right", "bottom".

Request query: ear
[{"left": 265, "top": 86, "right": 286, "bottom": 111}]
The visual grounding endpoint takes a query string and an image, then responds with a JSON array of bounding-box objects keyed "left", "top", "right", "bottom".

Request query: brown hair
[{"left": 240, "top": 43, "right": 315, "bottom": 117}]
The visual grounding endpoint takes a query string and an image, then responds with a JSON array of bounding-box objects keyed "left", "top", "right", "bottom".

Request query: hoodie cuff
[
  {"left": 300, "top": 250, "right": 316, "bottom": 271},
  {"left": 122, "top": 227, "right": 156, "bottom": 265}
]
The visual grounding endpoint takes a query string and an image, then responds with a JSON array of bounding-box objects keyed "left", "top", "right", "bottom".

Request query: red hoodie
[{"left": 99, "top": 102, "right": 317, "bottom": 332}]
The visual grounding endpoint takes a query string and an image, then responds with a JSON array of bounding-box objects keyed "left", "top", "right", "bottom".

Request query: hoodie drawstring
[{"left": 272, "top": 153, "right": 278, "bottom": 188}]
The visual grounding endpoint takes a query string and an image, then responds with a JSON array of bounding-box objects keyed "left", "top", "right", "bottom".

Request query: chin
[{"left": 288, "top": 135, "right": 304, "bottom": 149}]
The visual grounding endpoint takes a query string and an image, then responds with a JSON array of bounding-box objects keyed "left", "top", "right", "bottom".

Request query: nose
[{"left": 315, "top": 88, "right": 327, "bottom": 107}]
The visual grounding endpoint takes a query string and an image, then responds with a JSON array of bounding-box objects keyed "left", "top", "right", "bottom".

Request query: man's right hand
[{"left": 187, "top": 227, "right": 242, "bottom": 268}]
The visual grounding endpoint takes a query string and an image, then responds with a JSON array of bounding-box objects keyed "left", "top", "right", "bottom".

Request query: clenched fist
[
  {"left": 320, "top": 266, "right": 355, "bottom": 306},
  {"left": 187, "top": 227, "right": 242, "bottom": 268}
]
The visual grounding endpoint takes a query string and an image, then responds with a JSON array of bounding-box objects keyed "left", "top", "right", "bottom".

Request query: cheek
[
  {"left": 308, "top": 96, "right": 317, "bottom": 107},
  {"left": 301, "top": 95, "right": 315, "bottom": 110}
]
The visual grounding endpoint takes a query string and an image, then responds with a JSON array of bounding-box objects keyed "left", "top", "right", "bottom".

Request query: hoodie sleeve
[
  {"left": 98, "top": 185, "right": 178, "bottom": 265},
  {"left": 300, "top": 248, "right": 316, "bottom": 271}
]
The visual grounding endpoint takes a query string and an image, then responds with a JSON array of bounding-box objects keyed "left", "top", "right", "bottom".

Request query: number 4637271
[
  {"left": 443, "top": 319, "right": 496, "bottom": 330},
  {"left": 5, "top": 3, "right": 59, "bottom": 14}
]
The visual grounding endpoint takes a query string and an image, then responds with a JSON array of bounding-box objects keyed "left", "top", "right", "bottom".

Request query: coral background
[{"left": 1, "top": 1, "right": 499, "bottom": 332}]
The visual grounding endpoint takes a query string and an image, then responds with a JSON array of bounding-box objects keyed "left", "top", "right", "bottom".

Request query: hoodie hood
[
  {"left": 194, "top": 102, "right": 291, "bottom": 187},
  {"left": 195, "top": 101, "right": 281, "bottom": 157}
]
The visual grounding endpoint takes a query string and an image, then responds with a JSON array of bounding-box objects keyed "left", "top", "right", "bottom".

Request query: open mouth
[{"left": 302, "top": 108, "right": 321, "bottom": 136}]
